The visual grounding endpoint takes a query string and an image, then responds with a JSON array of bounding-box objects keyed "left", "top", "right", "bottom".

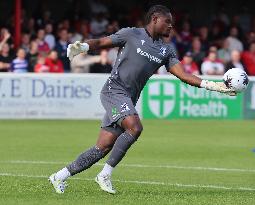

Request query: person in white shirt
[
  {"left": 201, "top": 51, "right": 225, "bottom": 75},
  {"left": 44, "top": 23, "right": 56, "bottom": 49},
  {"left": 226, "top": 26, "right": 243, "bottom": 52},
  {"left": 225, "top": 50, "right": 245, "bottom": 71}
]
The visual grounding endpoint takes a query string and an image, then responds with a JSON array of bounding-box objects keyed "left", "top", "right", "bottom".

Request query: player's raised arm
[
  {"left": 66, "top": 37, "right": 114, "bottom": 61},
  {"left": 169, "top": 62, "right": 236, "bottom": 96},
  {"left": 67, "top": 27, "right": 131, "bottom": 61}
]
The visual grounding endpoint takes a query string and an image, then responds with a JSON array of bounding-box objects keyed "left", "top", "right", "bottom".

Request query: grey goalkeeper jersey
[{"left": 102, "top": 27, "right": 180, "bottom": 104}]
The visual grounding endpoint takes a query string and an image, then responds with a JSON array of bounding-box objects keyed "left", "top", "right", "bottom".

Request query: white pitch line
[
  {"left": 2, "top": 160, "right": 255, "bottom": 173},
  {"left": 0, "top": 172, "right": 255, "bottom": 192}
]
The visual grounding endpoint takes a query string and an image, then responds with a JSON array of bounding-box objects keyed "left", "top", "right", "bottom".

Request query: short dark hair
[{"left": 145, "top": 5, "right": 171, "bottom": 25}]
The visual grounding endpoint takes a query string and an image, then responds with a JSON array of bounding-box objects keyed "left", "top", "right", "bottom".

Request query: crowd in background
[{"left": 0, "top": 1, "right": 255, "bottom": 75}]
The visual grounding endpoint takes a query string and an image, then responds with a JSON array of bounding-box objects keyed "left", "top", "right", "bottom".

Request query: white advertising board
[{"left": 0, "top": 74, "right": 109, "bottom": 119}]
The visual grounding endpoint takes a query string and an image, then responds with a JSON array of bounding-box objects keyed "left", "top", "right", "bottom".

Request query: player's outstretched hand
[
  {"left": 200, "top": 80, "right": 236, "bottom": 96},
  {"left": 67, "top": 41, "right": 89, "bottom": 61}
]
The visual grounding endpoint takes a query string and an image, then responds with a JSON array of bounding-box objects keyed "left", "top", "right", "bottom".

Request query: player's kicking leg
[
  {"left": 49, "top": 128, "right": 118, "bottom": 194},
  {"left": 95, "top": 114, "right": 143, "bottom": 194}
]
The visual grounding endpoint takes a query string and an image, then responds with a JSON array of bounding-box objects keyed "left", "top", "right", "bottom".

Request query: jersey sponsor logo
[
  {"left": 136, "top": 48, "right": 162, "bottom": 64},
  {"left": 159, "top": 47, "right": 167, "bottom": 56},
  {"left": 141, "top": 40, "right": 145, "bottom": 45},
  {"left": 146, "top": 81, "right": 175, "bottom": 118}
]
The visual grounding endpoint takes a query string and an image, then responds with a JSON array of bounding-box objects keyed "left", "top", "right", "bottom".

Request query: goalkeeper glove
[
  {"left": 200, "top": 80, "right": 236, "bottom": 96},
  {"left": 67, "top": 41, "right": 89, "bottom": 61}
]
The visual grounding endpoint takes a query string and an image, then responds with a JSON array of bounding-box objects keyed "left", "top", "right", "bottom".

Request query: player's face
[{"left": 155, "top": 13, "right": 173, "bottom": 37}]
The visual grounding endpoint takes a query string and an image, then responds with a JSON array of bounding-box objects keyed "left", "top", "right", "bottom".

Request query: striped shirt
[{"left": 10, "top": 58, "right": 28, "bottom": 73}]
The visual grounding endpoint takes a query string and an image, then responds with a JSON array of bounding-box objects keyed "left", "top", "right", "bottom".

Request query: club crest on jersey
[
  {"left": 159, "top": 47, "right": 167, "bottom": 56},
  {"left": 121, "top": 103, "right": 130, "bottom": 113}
]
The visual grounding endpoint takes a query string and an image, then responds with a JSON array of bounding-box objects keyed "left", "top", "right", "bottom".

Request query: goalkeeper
[{"left": 49, "top": 5, "right": 235, "bottom": 194}]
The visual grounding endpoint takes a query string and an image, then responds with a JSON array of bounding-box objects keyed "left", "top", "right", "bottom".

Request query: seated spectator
[
  {"left": 217, "top": 38, "right": 231, "bottom": 64},
  {"left": 80, "top": 21, "right": 93, "bottom": 41},
  {"left": 69, "top": 21, "right": 89, "bottom": 43},
  {"left": 225, "top": 50, "right": 245, "bottom": 71},
  {"left": 90, "top": 49, "right": 112, "bottom": 73},
  {"left": 179, "top": 21, "right": 192, "bottom": 55},
  {"left": 201, "top": 51, "right": 225, "bottom": 75},
  {"left": 0, "top": 43, "right": 13, "bottom": 72},
  {"left": 20, "top": 33, "right": 30, "bottom": 54},
  {"left": 190, "top": 37, "right": 205, "bottom": 67},
  {"left": 44, "top": 23, "right": 56, "bottom": 49},
  {"left": 90, "top": 13, "right": 109, "bottom": 38},
  {"left": 198, "top": 26, "right": 209, "bottom": 52},
  {"left": 208, "top": 23, "right": 224, "bottom": 46},
  {"left": 45, "top": 50, "right": 64, "bottom": 73},
  {"left": 26, "top": 40, "right": 39, "bottom": 72},
  {"left": 208, "top": 45, "right": 218, "bottom": 53},
  {"left": 10, "top": 48, "right": 28, "bottom": 73},
  {"left": 241, "top": 42, "right": 255, "bottom": 75},
  {"left": 181, "top": 52, "right": 199, "bottom": 75},
  {"left": 55, "top": 28, "right": 70, "bottom": 72},
  {"left": 36, "top": 28, "right": 50, "bottom": 55},
  {"left": 226, "top": 26, "right": 243, "bottom": 52},
  {"left": 34, "top": 56, "right": 49, "bottom": 73}
]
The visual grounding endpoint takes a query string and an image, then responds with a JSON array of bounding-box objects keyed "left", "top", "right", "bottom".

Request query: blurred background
[{"left": 0, "top": 0, "right": 255, "bottom": 75}]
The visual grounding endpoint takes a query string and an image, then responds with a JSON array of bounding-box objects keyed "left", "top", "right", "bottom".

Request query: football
[{"left": 223, "top": 68, "right": 249, "bottom": 92}]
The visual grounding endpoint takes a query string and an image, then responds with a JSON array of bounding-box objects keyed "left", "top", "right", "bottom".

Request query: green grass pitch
[{"left": 0, "top": 120, "right": 254, "bottom": 205}]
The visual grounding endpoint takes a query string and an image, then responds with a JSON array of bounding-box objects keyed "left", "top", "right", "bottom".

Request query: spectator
[
  {"left": 244, "top": 31, "right": 255, "bottom": 49},
  {"left": 10, "top": 48, "right": 28, "bottom": 73},
  {"left": 26, "top": 40, "right": 39, "bottom": 72},
  {"left": 198, "top": 26, "right": 210, "bottom": 52},
  {"left": 90, "top": 13, "right": 109, "bottom": 38},
  {"left": 217, "top": 38, "right": 231, "bottom": 64},
  {"left": 111, "top": 20, "right": 119, "bottom": 33},
  {"left": 44, "top": 23, "right": 56, "bottom": 49},
  {"left": 169, "top": 28, "right": 181, "bottom": 49},
  {"left": 70, "top": 30, "right": 83, "bottom": 44},
  {"left": 239, "top": 6, "right": 252, "bottom": 34},
  {"left": 45, "top": 50, "right": 64, "bottom": 73},
  {"left": 90, "top": 49, "right": 112, "bottom": 73},
  {"left": 190, "top": 37, "right": 205, "bottom": 67},
  {"left": 71, "top": 53, "right": 100, "bottom": 73},
  {"left": 20, "top": 33, "right": 30, "bottom": 54},
  {"left": 88, "top": 0, "right": 108, "bottom": 15},
  {"left": 209, "top": 23, "right": 224, "bottom": 46},
  {"left": 59, "top": 19, "right": 71, "bottom": 31},
  {"left": 26, "top": 17, "right": 36, "bottom": 36},
  {"left": 69, "top": 21, "right": 90, "bottom": 43},
  {"left": 208, "top": 45, "right": 218, "bottom": 53},
  {"left": 226, "top": 26, "right": 243, "bottom": 52},
  {"left": 241, "top": 42, "right": 255, "bottom": 75},
  {"left": 55, "top": 28, "right": 70, "bottom": 72},
  {"left": 0, "top": 28, "right": 11, "bottom": 51},
  {"left": 36, "top": 28, "right": 50, "bottom": 55},
  {"left": 0, "top": 43, "right": 13, "bottom": 72},
  {"left": 181, "top": 52, "right": 199, "bottom": 75},
  {"left": 80, "top": 21, "right": 92, "bottom": 41},
  {"left": 225, "top": 50, "right": 245, "bottom": 71},
  {"left": 179, "top": 20, "right": 192, "bottom": 55},
  {"left": 34, "top": 56, "right": 49, "bottom": 73},
  {"left": 201, "top": 51, "right": 225, "bottom": 75}
]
